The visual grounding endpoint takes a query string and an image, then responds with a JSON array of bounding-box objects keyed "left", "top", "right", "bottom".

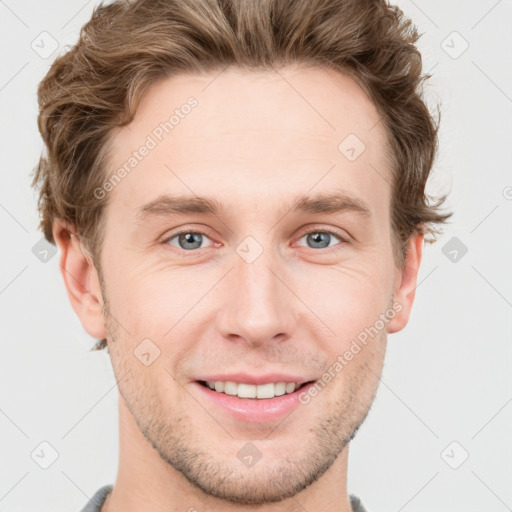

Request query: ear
[
  {"left": 52, "top": 219, "right": 106, "bottom": 339},
  {"left": 387, "top": 231, "right": 424, "bottom": 334}
]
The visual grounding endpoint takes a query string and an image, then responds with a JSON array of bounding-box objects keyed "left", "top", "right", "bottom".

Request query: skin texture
[{"left": 53, "top": 65, "right": 423, "bottom": 512}]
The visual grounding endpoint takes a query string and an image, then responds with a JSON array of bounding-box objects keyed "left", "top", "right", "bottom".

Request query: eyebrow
[{"left": 136, "top": 191, "right": 372, "bottom": 222}]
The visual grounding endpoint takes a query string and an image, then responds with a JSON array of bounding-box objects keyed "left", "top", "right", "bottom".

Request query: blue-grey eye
[
  {"left": 167, "top": 231, "right": 210, "bottom": 251},
  {"left": 300, "top": 231, "right": 342, "bottom": 249}
]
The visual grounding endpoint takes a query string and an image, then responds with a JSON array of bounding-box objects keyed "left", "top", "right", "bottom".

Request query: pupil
[
  {"left": 309, "top": 232, "right": 329, "bottom": 248},
  {"left": 180, "top": 233, "right": 202, "bottom": 250}
]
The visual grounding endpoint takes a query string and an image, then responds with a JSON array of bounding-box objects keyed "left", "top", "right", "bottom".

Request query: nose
[{"left": 216, "top": 247, "right": 297, "bottom": 348}]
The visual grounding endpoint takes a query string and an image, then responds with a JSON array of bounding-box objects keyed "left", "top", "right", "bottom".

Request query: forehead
[{"left": 105, "top": 65, "right": 392, "bottom": 219}]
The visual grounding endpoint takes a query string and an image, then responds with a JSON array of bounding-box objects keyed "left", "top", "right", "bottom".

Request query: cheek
[
  {"left": 106, "top": 262, "right": 214, "bottom": 347},
  {"left": 101, "top": 253, "right": 171, "bottom": 327},
  {"left": 302, "top": 261, "right": 393, "bottom": 340}
]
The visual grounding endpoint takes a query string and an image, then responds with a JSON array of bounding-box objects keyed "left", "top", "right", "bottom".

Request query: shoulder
[
  {"left": 80, "top": 484, "right": 113, "bottom": 512},
  {"left": 350, "top": 494, "right": 370, "bottom": 512}
]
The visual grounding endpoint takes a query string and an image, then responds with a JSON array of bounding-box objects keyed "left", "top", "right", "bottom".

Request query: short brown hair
[{"left": 32, "top": 0, "right": 452, "bottom": 350}]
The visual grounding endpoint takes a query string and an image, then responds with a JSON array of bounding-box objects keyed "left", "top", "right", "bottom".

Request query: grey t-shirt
[{"left": 80, "top": 484, "right": 369, "bottom": 511}]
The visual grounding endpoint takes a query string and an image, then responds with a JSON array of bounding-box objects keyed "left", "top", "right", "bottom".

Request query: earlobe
[
  {"left": 387, "top": 231, "right": 424, "bottom": 334},
  {"left": 52, "top": 219, "right": 107, "bottom": 339}
]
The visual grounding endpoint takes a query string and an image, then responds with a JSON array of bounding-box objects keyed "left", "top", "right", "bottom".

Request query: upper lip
[{"left": 194, "top": 373, "right": 315, "bottom": 385}]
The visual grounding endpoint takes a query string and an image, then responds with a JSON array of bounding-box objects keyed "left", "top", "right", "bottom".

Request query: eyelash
[{"left": 162, "top": 227, "right": 349, "bottom": 254}]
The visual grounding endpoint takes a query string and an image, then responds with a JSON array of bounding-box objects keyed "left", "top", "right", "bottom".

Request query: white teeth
[
  {"left": 224, "top": 381, "right": 238, "bottom": 396},
  {"left": 237, "top": 383, "right": 257, "bottom": 398},
  {"left": 285, "top": 382, "right": 296, "bottom": 394},
  {"left": 204, "top": 380, "right": 301, "bottom": 399},
  {"left": 274, "top": 382, "right": 286, "bottom": 396},
  {"left": 256, "top": 383, "right": 275, "bottom": 399}
]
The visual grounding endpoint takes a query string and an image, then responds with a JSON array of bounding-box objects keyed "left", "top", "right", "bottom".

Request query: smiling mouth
[{"left": 197, "top": 380, "right": 314, "bottom": 399}]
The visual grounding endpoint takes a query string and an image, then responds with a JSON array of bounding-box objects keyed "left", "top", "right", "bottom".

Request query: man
[{"left": 32, "top": 0, "right": 452, "bottom": 510}]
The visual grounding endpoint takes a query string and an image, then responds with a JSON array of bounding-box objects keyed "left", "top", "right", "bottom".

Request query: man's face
[{"left": 90, "top": 66, "right": 412, "bottom": 504}]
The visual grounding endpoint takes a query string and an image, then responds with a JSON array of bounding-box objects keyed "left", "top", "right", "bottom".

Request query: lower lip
[{"left": 193, "top": 381, "right": 316, "bottom": 423}]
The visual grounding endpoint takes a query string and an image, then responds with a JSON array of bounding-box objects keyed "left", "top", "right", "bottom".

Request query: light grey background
[{"left": 1, "top": 1, "right": 511, "bottom": 511}]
